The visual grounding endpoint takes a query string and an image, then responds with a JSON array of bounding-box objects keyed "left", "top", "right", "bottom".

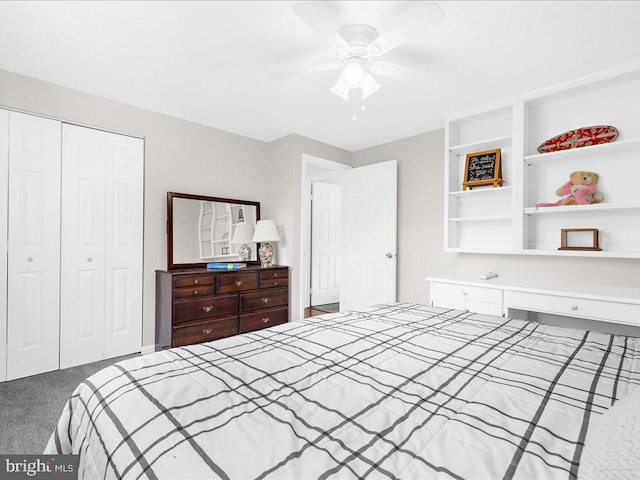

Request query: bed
[{"left": 46, "top": 303, "right": 640, "bottom": 479}]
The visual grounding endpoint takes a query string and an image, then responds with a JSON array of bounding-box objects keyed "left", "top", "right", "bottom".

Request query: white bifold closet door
[
  {"left": 0, "top": 110, "right": 8, "bottom": 381},
  {"left": 6, "top": 112, "right": 62, "bottom": 381},
  {"left": 60, "top": 124, "right": 143, "bottom": 369}
]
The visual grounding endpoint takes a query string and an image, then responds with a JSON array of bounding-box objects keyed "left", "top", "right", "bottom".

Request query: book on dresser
[{"left": 155, "top": 265, "right": 289, "bottom": 350}]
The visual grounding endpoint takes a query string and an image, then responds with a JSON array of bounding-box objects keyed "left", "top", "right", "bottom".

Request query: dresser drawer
[
  {"left": 260, "top": 269, "right": 288, "bottom": 280},
  {"left": 173, "top": 285, "right": 216, "bottom": 299},
  {"left": 240, "top": 288, "right": 288, "bottom": 312},
  {"left": 173, "top": 294, "right": 238, "bottom": 323},
  {"left": 173, "top": 274, "right": 216, "bottom": 288},
  {"left": 504, "top": 291, "right": 640, "bottom": 325},
  {"left": 217, "top": 271, "right": 259, "bottom": 293},
  {"left": 239, "top": 307, "right": 288, "bottom": 333},
  {"left": 172, "top": 316, "right": 237, "bottom": 347},
  {"left": 260, "top": 276, "right": 289, "bottom": 289},
  {"left": 431, "top": 282, "right": 502, "bottom": 304}
]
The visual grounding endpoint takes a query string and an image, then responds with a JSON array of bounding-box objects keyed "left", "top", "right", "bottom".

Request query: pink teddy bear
[{"left": 537, "top": 171, "right": 603, "bottom": 207}]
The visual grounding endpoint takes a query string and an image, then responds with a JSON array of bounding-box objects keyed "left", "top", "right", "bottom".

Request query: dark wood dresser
[{"left": 155, "top": 265, "right": 289, "bottom": 350}]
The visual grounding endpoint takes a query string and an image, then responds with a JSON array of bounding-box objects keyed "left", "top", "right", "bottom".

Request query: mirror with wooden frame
[{"left": 167, "top": 192, "right": 261, "bottom": 270}]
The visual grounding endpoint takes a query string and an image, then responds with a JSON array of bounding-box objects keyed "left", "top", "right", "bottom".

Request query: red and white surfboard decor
[{"left": 537, "top": 125, "right": 618, "bottom": 154}]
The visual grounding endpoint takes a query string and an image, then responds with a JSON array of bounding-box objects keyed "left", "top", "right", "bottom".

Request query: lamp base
[{"left": 258, "top": 243, "right": 273, "bottom": 268}]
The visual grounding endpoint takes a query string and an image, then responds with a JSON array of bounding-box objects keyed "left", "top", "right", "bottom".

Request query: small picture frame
[
  {"left": 462, "top": 149, "right": 503, "bottom": 190},
  {"left": 558, "top": 228, "right": 602, "bottom": 251}
]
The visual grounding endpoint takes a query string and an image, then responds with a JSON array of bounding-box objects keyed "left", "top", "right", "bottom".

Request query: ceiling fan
[{"left": 272, "top": 2, "right": 446, "bottom": 101}]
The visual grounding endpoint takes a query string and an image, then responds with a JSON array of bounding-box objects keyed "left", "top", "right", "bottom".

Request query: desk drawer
[
  {"left": 240, "top": 307, "right": 288, "bottom": 333},
  {"left": 504, "top": 291, "right": 640, "bottom": 325},
  {"left": 431, "top": 282, "right": 502, "bottom": 304},
  {"left": 240, "top": 288, "right": 288, "bottom": 312},
  {"left": 172, "top": 316, "right": 237, "bottom": 347},
  {"left": 173, "top": 294, "right": 238, "bottom": 323}
]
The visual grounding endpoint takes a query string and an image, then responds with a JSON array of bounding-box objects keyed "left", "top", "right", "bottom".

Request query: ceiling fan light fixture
[
  {"left": 330, "top": 77, "right": 351, "bottom": 101},
  {"left": 341, "top": 60, "right": 366, "bottom": 89},
  {"left": 361, "top": 74, "right": 381, "bottom": 99}
]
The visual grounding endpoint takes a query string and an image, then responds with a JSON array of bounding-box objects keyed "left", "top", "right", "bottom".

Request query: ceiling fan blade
[
  {"left": 370, "top": 2, "right": 445, "bottom": 57},
  {"left": 293, "top": 2, "right": 348, "bottom": 51},
  {"left": 270, "top": 62, "right": 341, "bottom": 80},
  {"left": 370, "top": 61, "right": 432, "bottom": 80}
]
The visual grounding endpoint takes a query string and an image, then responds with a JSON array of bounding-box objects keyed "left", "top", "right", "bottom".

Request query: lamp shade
[
  {"left": 231, "top": 222, "right": 254, "bottom": 244},
  {"left": 252, "top": 220, "right": 280, "bottom": 243}
]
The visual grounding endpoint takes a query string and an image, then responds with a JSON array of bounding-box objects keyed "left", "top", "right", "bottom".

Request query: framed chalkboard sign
[{"left": 462, "top": 149, "right": 503, "bottom": 190}]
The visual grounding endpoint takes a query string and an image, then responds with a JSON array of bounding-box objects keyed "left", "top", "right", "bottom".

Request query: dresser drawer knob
[
  {"left": 193, "top": 279, "right": 199, "bottom": 285},
  {"left": 262, "top": 298, "right": 269, "bottom": 303},
  {"left": 203, "top": 328, "right": 213, "bottom": 335},
  {"left": 202, "top": 306, "right": 213, "bottom": 313},
  {"left": 273, "top": 281, "right": 278, "bottom": 286},
  {"left": 235, "top": 280, "right": 243, "bottom": 286},
  {"left": 570, "top": 304, "right": 578, "bottom": 311},
  {"left": 262, "top": 317, "right": 270, "bottom": 324},
  {"left": 462, "top": 290, "right": 468, "bottom": 296},
  {"left": 193, "top": 290, "right": 199, "bottom": 295}
]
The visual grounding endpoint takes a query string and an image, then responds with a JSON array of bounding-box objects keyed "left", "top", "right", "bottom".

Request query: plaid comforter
[{"left": 46, "top": 303, "right": 640, "bottom": 479}]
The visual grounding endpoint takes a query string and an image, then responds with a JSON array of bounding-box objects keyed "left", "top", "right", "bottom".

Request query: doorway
[
  {"left": 299, "top": 155, "right": 398, "bottom": 319},
  {"left": 300, "top": 155, "right": 350, "bottom": 319}
]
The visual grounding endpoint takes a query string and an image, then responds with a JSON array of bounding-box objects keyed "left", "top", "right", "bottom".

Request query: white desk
[{"left": 426, "top": 275, "right": 640, "bottom": 327}]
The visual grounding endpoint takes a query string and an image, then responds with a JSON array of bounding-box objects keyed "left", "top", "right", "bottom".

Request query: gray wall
[{"left": 352, "top": 130, "right": 640, "bottom": 304}]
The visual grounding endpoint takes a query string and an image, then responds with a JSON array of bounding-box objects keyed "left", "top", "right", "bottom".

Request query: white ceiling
[{"left": 1, "top": 1, "right": 639, "bottom": 151}]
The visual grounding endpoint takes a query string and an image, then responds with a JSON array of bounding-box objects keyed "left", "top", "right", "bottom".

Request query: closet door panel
[
  {"left": 60, "top": 124, "right": 106, "bottom": 369},
  {"left": 7, "top": 112, "right": 61, "bottom": 380},
  {"left": 104, "top": 133, "right": 143, "bottom": 358},
  {"left": 0, "top": 109, "right": 8, "bottom": 382}
]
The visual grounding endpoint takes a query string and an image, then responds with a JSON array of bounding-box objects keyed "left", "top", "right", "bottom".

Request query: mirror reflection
[{"left": 168, "top": 193, "right": 260, "bottom": 268}]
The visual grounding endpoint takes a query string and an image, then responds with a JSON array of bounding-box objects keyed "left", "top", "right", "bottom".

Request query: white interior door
[
  {"left": 311, "top": 181, "right": 342, "bottom": 306},
  {"left": 341, "top": 160, "right": 397, "bottom": 311},
  {"left": 7, "top": 112, "right": 61, "bottom": 380},
  {"left": 0, "top": 109, "right": 8, "bottom": 382},
  {"left": 104, "top": 132, "right": 143, "bottom": 358},
  {"left": 60, "top": 124, "right": 107, "bottom": 369}
]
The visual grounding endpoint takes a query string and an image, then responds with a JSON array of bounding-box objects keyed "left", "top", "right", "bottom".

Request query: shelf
[
  {"left": 524, "top": 203, "right": 640, "bottom": 215},
  {"left": 449, "top": 136, "right": 512, "bottom": 155},
  {"left": 522, "top": 248, "right": 640, "bottom": 259},
  {"left": 449, "top": 186, "right": 512, "bottom": 197},
  {"left": 524, "top": 138, "right": 640, "bottom": 165},
  {"left": 448, "top": 216, "right": 512, "bottom": 223}
]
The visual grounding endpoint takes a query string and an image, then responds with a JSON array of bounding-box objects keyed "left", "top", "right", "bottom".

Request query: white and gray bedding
[{"left": 46, "top": 303, "right": 640, "bottom": 479}]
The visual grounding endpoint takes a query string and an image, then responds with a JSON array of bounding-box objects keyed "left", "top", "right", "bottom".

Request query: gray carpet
[
  {"left": 0, "top": 354, "right": 139, "bottom": 454},
  {"left": 313, "top": 302, "right": 340, "bottom": 313}
]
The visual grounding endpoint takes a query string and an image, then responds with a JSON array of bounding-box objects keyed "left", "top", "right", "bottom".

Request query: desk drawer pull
[
  {"left": 202, "top": 328, "right": 213, "bottom": 335},
  {"left": 202, "top": 306, "right": 213, "bottom": 313},
  {"left": 235, "top": 280, "right": 243, "bottom": 286},
  {"left": 262, "top": 317, "right": 270, "bottom": 324}
]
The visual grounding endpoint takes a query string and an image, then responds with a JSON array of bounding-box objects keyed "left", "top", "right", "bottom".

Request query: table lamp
[
  {"left": 252, "top": 220, "right": 280, "bottom": 267},
  {"left": 231, "top": 222, "right": 254, "bottom": 261}
]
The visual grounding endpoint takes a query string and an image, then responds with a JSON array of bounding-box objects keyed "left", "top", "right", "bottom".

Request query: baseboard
[{"left": 140, "top": 344, "right": 156, "bottom": 355}]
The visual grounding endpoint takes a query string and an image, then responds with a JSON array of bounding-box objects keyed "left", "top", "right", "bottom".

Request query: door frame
[{"left": 299, "top": 154, "right": 350, "bottom": 320}]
